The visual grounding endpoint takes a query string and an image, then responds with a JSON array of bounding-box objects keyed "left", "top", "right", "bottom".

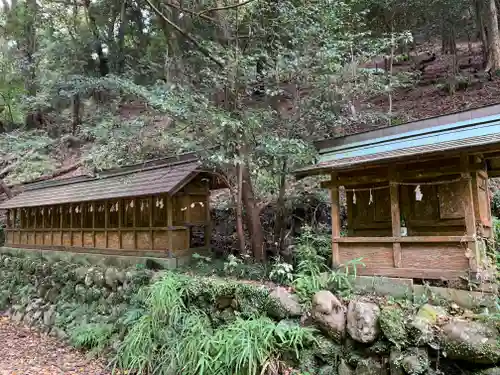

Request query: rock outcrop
[
  {"left": 311, "top": 290, "right": 346, "bottom": 342},
  {"left": 347, "top": 299, "right": 380, "bottom": 344}
]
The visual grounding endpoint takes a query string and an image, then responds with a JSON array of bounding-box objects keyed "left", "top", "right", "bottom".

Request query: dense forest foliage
[{"left": 2, "top": 0, "right": 500, "bottom": 260}]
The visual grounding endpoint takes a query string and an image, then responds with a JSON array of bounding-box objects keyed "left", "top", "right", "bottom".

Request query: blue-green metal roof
[{"left": 296, "top": 104, "right": 500, "bottom": 175}]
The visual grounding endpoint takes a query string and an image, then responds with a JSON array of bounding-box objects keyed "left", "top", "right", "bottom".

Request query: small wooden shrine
[
  {"left": 295, "top": 104, "right": 500, "bottom": 281},
  {"left": 0, "top": 153, "right": 226, "bottom": 261}
]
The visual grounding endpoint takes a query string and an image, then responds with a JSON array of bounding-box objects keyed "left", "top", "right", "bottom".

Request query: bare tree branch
[
  {"left": 162, "top": 2, "right": 216, "bottom": 23},
  {"left": 198, "top": 0, "right": 258, "bottom": 15},
  {"left": 144, "top": 0, "right": 224, "bottom": 68}
]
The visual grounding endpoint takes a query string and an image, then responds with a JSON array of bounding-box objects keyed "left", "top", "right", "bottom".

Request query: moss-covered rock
[
  {"left": 338, "top": 359, "right": 355, "bottom": 375},
  {"left": 409, "top": 304, "right": 446, "bottom": 345},
  {"left": 355, "top": 358, "right": 385, "bottom": 375},
  {"left": 474, "top": 368, "right": 500, "bottom": 375},
  {"left": 401, "top": 348, "right": 429, "bottom": 375},
  {"left": 313, "top": 335, "right": 343, "bottom": 363},
  {"left": 440, "top": 319, "right": 500, "bottom": 364},
  {"left": 379, "top": 305, "right": 407, "bottom": 348},
  {"left": 347, "top": 299, "right": 380, "bottom": 344}
]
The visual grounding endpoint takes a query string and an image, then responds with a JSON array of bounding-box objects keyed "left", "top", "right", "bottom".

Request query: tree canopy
[{"left": 1, "top": 0, "right": 500, "bottom": 259}]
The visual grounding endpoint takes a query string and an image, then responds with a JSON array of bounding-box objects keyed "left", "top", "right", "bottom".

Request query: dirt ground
[{"left": 0, "top": 316, "right": 110, "bottom": 375}]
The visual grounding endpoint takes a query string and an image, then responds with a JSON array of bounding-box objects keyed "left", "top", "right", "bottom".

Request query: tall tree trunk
[
  {"left": 116, "top": 0, "right": 127, "bottom": 74},
  {"left": 273, "top": 159, "right": 287, "bottom": 256},
  {"left": 241, "top": 163, "right": 266, "bottom": 262},
  {"left": 474, "top": 0, "right": 489, "bottom": 65},
  {"left": 23, "top": 0, "right": 37, "bottom": 96},
  {"left": 71, "top": 94, "right": 81, "bottom": 135},
  {"left": 486, "top": 0, "right": 500, "bottom": 72},
  {"left": 235, "top": 163, "right": 246, "bottom": 255}
]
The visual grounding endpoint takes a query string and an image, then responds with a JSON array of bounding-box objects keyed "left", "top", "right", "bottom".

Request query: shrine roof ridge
[{"left": 296, "top": 103, "right": 500, "bottom": 176}]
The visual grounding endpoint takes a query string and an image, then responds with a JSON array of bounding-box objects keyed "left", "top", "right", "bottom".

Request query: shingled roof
[
  {"left": 0, "top": 153, "right": 221, "bottom": 209},
  {"left": 295, "top": 103, "right": 500, "bottom": 177}
]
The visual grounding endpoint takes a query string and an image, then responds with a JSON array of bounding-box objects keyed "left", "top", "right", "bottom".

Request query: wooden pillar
[
  {"left": 461, "top": 154, "right": 478, "bottom": 275},
  {"left": 6, "top": 209, "right": 11, "bottom": 228},
  {"left": 50, "top": 205, "right": 54, "bottom": 246},
  {"left": 69, "top": 203, "right": 73, "bottom": 246},
  {"left": 118, "top": 199, "right": 123, "bottom": 249},
  {"left": 390, "top": 181, "right": 402, "bottom": 268},
  {"left": 91, "top": 202, "right": 96, "bottom": 248},
  {"left": 80, "top": 204, "right": 84, "bottom": 247},
  {"left": 104, "top": 200, "right": 109, "bottom": 248},
  {"left": 149, "top": 196, "right": 154, "bottom": 250},
  {"left": 40, "top": 207, "right": 46, "bottom": 245},
  {"left": 132, "top": 198, "right": 137, "bottom": 249},
  {"left": 205, "top": 195, "right": 212, "bottom": 249},
  {"left": 166, "top": 195, "right": 174, "bottom": 255},
  {"left": 59, "top": 205, "right": 63, "bottom": 246},
  {"left": 330, "top": 185, "right": 341, "bottom": 266},
  {"left": 461, "top": 155, "right": 478, "bottom": 275}
]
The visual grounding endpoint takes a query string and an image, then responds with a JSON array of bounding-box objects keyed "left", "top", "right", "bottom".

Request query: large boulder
[
  {"left": 85, "top": 267, "right": 105, "bottom": 287},
  {"left": 401, "top": 348, "right": 429, "bottom": 375},
  {"left": 409, "top": 304, "right": 446, "bottom": 345},
  {"left": 355, "top": 358, "right": 386, "bottom": 375},
  {"left": 104, "top": 267, "right": 120, "bottom": 289},
  {"left": 269, "top": 287, "right": 302, "bottom": 318},
  {"left": 43, "top": 305, "right": 56, "bottom": 327},
  {"left": 338, "top": 360, "right": 354, "bottom": 375},
  {"left": 311, "top": 290, "right": 346, "bottom": 342},
  {"left": 440, "top": 319, "right": 500, "bottom": 364},
  {"left": 347, "top": 299, "right": 380, "bottom": 344}
]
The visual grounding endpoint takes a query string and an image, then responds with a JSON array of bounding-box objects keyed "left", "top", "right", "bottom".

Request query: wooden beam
[
  {"left": 357, "top": 266, "right": 467, "bottom": 280},
  {"left": 330, "top": 184, "right": 341, "bottom": 266},
  {"left": 333, "top": 235, "right": 475, "bottom": 243},
  {"left": 390, "top": 180, "right": 402, "bottom": 268},
  {"left": 461, "top": 154, "right": 478, "bottom": 275}
]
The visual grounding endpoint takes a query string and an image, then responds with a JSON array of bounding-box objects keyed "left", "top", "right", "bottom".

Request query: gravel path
[{"left": 0, "top": 317, "right": 111, "bottom": 375}]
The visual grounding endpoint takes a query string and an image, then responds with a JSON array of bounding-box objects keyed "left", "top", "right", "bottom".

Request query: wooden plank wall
[{"left": 3, "top": 186, "right": 210, "bottom": 257}]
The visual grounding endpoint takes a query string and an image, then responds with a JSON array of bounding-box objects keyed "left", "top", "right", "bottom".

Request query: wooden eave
[
  {"left": 0, "top": 154, "right": 227, "bottom": 209},
  {"left": 295, "top": 103, "right": 500, "bottom": 178}
]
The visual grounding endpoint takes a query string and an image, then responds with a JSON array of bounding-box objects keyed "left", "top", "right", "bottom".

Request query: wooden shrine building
[
  {"left": 295, "top": 104, "right": 500, "bottom": 281},
  {"left": 0, "top": 153, "right": 226, "bottom": 261}
]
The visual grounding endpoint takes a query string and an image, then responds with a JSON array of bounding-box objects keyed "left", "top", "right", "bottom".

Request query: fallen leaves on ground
[{"left": 0, "top": 316, "right": 111, "bottom": 375}]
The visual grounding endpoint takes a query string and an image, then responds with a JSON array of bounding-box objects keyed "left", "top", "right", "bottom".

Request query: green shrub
[
  {"left": 292, "top": 226, "right": 364, "bottom": 302},
  {"left": 70, "top": 323, "right": 113, "bottom": 353}
]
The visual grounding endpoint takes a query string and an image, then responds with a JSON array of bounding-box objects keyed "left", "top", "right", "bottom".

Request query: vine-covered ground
[{"left": 0, "top": 316, "right": 109, "bottom": 375}]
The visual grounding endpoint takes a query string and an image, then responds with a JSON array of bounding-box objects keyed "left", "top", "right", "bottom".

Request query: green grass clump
[
  {"left": 70, "top": 323, "right": 113, "bottom": 353},
  {"left": 114, "top": 272, "right": 317, "bottom": 375}
]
